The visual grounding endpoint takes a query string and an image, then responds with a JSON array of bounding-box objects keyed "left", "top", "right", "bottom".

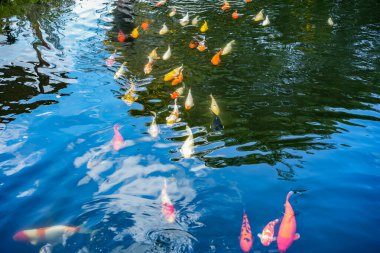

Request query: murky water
[{"left": 1, "top": 0, "right": 380, "bottom": 252}]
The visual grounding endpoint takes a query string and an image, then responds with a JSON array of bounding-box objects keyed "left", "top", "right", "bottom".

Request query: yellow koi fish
[
  {"left": 164, "top": 65, "right": 183, "bottom": 82},
  {"left": 210, "top": 94, "right": 220, "bottom": 116},
  {"left": 131, "top": 27, "right": 139, "bottom": 39},
  {"left": 200, "top": 21, "right": 208, "bottom": 32}
]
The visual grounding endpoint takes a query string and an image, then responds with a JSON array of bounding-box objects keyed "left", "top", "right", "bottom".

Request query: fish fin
[
  {"left": 294, "top": 233, "right": 300, "bottom": 240},
  {"left": 272, "top": 236, "right": 277, "bottom": 241},
  {"left": 176, "top": 118, "right": 181, "bottom": 122},
  {"left": 30, "top": 239, "right": 38, "bottom": 245},
  {"left": 257, "top": 233, "right": 262, "bottom": 239}
]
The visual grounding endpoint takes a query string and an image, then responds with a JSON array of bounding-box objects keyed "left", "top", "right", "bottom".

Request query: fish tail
[
  {"left": 150, "top": 111, "right": 157, "bottom": 118},
  {"left": 114, "top": 124, "right": 121, "bottom": 131},
  {"left": 286, "top": 191, "right": 294, "bottom": 201}
]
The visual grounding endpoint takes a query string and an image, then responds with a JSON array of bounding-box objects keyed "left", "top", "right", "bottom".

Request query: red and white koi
[
  {"left": 161, "top": 179, "right": 176, "bottom": 223},
  {"left": 240, "top": 211, "right": 253, "bottom": 252},
  {"left": 106, "top": 50, "right": 117, "bottom": 66}
]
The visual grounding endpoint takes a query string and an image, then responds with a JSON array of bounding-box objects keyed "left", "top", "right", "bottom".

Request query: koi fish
[
  {"left": 245, "top": 0, "right": 252, "bottom": 2},
  {"left": 131, "top": 27, "right": 139, "bottom": 39},
  {"left": 169, "top": 8, "right": 176, "bottom": 17},
  {"left": 144, "top": 59, "right": 154, "bottom": 74},
  {"left": 197, "top": 40, "right": 207, "bottom": 52},
  {"left": 170, "top": 85, "right": 185, "bottom": 99},
  {"left": 122, "top": 83, "right": 138, "bottom": 106},
  {"left": 161, "top": 179, "right": 176, "bottom": 223},
  {"left": 185, "top": 89, "right": 194, "bottom": 110},
  {"left": 221, "top": 1, "right": 231, "bottom": 11},
  {"left": 277, "top": 191, "right": 300, "bottom": 253},
  {"left": 191, "top": 16, "right": 199, "bottom": 26},
  {"left": 112, "top": 124, "right": 124, "bottom": 150},
  {"left": 159, "top": 23, "right": 169, "bottom": 35},
  {"left": 189, "top": 40, "right": 198, "bottom": 49},
  {"left": 180, "top": 12, "right": 190, "bottom": 26},
  {"left": 163, "top": 45, "right": 171, "bottom": 60},
  {"left": 155, "top": 0, "right": 167, "bottom": 7},
  {"left": 114, "top": 62, "right": 127, "bottom": 79},
  {"left": 13, "top": 225, "right": 81, "bottom": 245},
  {"left": 232, "top": 10, "right": 239, "bottom": 19},
  {"left": 211, "top": 50, "right": 222, "bottom": 66},
  {"left": 149, "top": 47, "right": 160, "bottom": 60},
  {"left": 222, "top": 40, "right": 235, "bottom": 55},
  {"left": 141, "top": 20, "right": 149, "bottom": 30},
  {"left": 210, "top": 94, "right": 220, "bottom": 115},
  {"left": 148, "top": 111, "right": 160, "bottom": 138},
  {"left": 171, "top": 70, "right": 183, "bottom": 85},
  {"left": 327, "top": 17, "right": 334, "bottom": 26},
  {"left": 180, "top": 126, "right": 194, "bottom": 158},
  {"left": 166, "top": 99, "right": 181, "bottom": 125},
  {"left": 106, "top": 50, "right": 117, "bottom": 66},
  {"left": 240, "top": 211, "right": 253, "bottom": 252},
  {"left": 261, "top": 15, "right": 270, "bottom": 26},
  {"left": 164, "top": 65, "right": 183, "bottom": 82},
  {"left": 258, "top": 219, "right": 279, "bottom": 246},
  {"left": 200, "top": 21, "right": 208, "bottom": 32},
  {"left": 253, "top": 9, "right": 264, "bottom": 22},
  {"left": 117, "top": 30, "right": 126, "bottom": 42},
  {"left": 211, "top": 113, "right": 224, "bottom": 131}
]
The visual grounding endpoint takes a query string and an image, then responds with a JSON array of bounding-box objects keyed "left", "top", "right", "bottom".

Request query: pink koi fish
[
  {"left": 258, "top": 218, "right": 279, "bottom": 246},
  {"left": 112, "top": 124, "right": 124, "bottom": 151}
]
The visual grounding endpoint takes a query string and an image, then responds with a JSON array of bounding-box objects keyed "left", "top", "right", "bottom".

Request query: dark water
[{"left": 1, "top": 0, "right": 380, "bottom": 252}]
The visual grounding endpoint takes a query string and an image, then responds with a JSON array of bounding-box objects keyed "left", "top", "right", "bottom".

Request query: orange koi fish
[
  {"left": 112, "top": 124, "right": 124, "bottom": 151},
  {"left": 240, "top": 211, "right": 253, "bottom": 252},
  {"left": 258, "top": 219, "right": 280, "bottom": 246},
  {"left": 232, "top": 10, "right": 239, "bottom": 19},
  {"left": 222, "top": 1, "right": 231, "bottom": 11},
  {"left": 117, "top": 30, "right": 126, "bottom": 42},
  {"left": 13, "top": 225, "right": 81, "bottom": 245},
  {"left": 171, "top": 70, "right": 183, "bottom": 85},
  {"left": 277, "top": 191, "right": 300, "bottom": 253},
  {"left": 144, "top": 59, "right": 154, "bottom": 74},
  {"left": 197, "top": 41, "right": 207, "bottom": 52},
  {"left": 189, "top": 40, "right": 198, "bottom": 49},
  {"left": 141, "top": 20, "right": 150, "bottom": 30},
  {"left": 155, "top": 0, "right": 167, "bottom": 7},
  {"left": 245, "top": 0, "right": 252, "bottom": 3},
  {"left": 161, "top": 179, "right": 176, "bottom": 223},
  {"left": 211, "top": 50, "right": 222, "bottom": 65},
  {"left": 170, "top": 86, "right": 185, "bottom": 99}
]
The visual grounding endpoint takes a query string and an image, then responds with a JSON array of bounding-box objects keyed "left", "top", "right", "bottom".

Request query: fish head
[{"left": 13, "top": 231, "right": 29, "bottom": 242}]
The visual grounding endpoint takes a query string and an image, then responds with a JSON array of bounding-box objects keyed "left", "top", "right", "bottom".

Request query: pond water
[{"left": 1, "top": 0, "right": 380, "bottom": 252}]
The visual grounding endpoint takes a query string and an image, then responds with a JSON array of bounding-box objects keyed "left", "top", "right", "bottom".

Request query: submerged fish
[
  {"left": 122, "top": 83, "right": 138, "bottom": 105},
  {"left": 159, "top": 23, "right": 169, "bottom": 35},
  {"left": 200, "top": 21, "right": 208, "bottom": 32},
  {"left": 155, "top": 0, "right": 167, "bottom": 7},
  {"left": 168, "top": 8, "right": 176, "bottom": 17},
  {"left": 185, "top": 89, "right": 194, "bottom": 110},
  {"left": 327, "top": 17, "right": 334, "bottom": 26},
  {"left": 161, "top": 179, "right": 176, "bottom": 223},
  {"left": 180, "top": 12, "right": 190, "bottom": 26},
  {"left": 141, "top": 20, "right": 150, "bottom": 30},
  {"left": 170, "top": 85, "right": 185, "bottom": 99},
  {"left": 106, "top": 50, "right": 117, "bottom": 66},
  {"left": 277, "top": 191, "right": 300, "bottom": 253},
  {"left": 131, "top": 27, "right": 139, "bottom": 39},
  {"left": 221, "top": 1, "right": 231, "bottom": 11},
  {"left": 171, "top": 70, "right": 183, "bottom": 85},
  {"left": 112, "top": 124, "right": 124, "bottom": 151},
  {"left": 211, "top": 113, "right": 224, "bottom": 131},
  {"left": 162, "top": 45, "right": 171, "bottom": 60},
  {"left": 148, "top": 111, "right": 160, "bottom": 138},
  {"left": 164, "top": 65, "right": 183, "bottom": 82},
  {"left": 180, "top": 126, "right": 194, "bottom": 158},
  {"left": 240, "top": 211, "right": 253, "bottom": 252},
  {"left": 222, "top": 40, "right": 235, "bottom": 55},
  {"left": 211, "top": 50, "right": 222, "bottom": 66},
  {"left": 144, "top": 58, "right": 154, "bottom": 74},
  {"left": 253, "top": 9, "right": 264, "bottom": 22},
  {"left": 197, "top": 40, "right": 207, "bottom": 52},
  {"left": 258, "top": 219, "right": 280, "bottom": 246},
  {"left": 117, "top": 30, "right": 126, "bottom": 42},
  {"left": 166, "top": 99, "right": 181, "bottom": 126},
  {"left": 232, "top": 10, "right": 239, "bottom": 19},
  {"left": 191, "top": 16, "right": 199, "bottom": 26},
  {"left": 149, "top": 47, "right": 160, "bottom": 60},
  {"left": 210, "top": 94, "right": 220, "bottom": 116},
  {"left": 114, "top": 62, "right": 127, "bottom": 79},
  {"left": 189, "top": 40, "right": 199, "bottom": 49},
  {"left": 261, "top": 15, "right": 270, "bottom": 26},
  {"left": 13, "top": 225, "right": 81, "bottom": 246}
]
